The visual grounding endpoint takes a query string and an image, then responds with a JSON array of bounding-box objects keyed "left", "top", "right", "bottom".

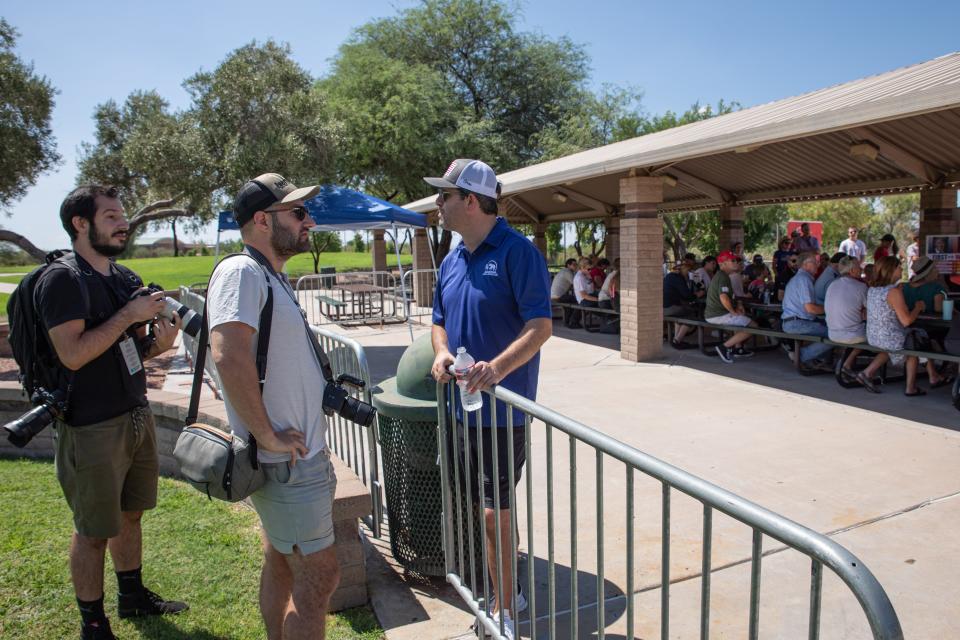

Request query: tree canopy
[{"left": 0, "top": 19, "right": 60, "bottom": 212}]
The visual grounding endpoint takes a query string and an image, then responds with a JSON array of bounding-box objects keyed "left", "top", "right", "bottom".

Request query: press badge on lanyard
[{"left": 118, "top": 335, "right": 143, "bottom": 375}]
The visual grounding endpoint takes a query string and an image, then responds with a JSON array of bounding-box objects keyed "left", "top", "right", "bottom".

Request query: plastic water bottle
[{"left": 453, "top": 347, "right": 483, "bottom": 412}]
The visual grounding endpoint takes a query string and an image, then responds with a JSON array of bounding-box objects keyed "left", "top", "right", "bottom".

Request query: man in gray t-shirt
[
  {"left": 824, "top": 256, "right": 884, "bottom": 381},
  {"left": 206, "top": 172, "right": 338, "bottom": 639}
]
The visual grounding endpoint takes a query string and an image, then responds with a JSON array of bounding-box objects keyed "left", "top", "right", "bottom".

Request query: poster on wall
[
  {"left": 786, "top": 220, "right": 823, "bottom": 249},
  {"left": 926, "top": 235, "right": 960, "bottom": 275}
]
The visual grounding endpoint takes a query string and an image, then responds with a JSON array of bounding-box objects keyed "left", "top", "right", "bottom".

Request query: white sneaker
[
  {"left": 484, "top": 610, "right": 516, "bottom": 639},
  {"left": 491, "top": 583, "right": 528, "bottom": 614}
]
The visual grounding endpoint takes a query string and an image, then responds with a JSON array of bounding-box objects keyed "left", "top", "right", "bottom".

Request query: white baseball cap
[{"left": 424, "top": 159, "right": 501, "bottom": 199}]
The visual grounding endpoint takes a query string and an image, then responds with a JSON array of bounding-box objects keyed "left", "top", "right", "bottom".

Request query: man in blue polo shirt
[
  {"left": 427, "top": 159, "right": 551, "bottom": 638},
  {"left": 781, "top": 251, "right": 833, "bottom": 369}
]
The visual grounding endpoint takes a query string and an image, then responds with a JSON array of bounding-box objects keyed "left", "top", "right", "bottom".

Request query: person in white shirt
[
  {"left": 824, "top": 256, "right": 885, "bottom": 384},
  {"left": 691, "top": 256, "right": 717, "bottom": 292},
  {"left": 905, "top": 233, "right": 920, "bottom": 278},
  {"left": 598, "top": 260, "right": 619, "bottom": 310},
  {"left": 551, "top": 258, "right": 578, "bottom": 326},
  {"left": 838, "top": 227, "right": 867, "bottom": 263}
]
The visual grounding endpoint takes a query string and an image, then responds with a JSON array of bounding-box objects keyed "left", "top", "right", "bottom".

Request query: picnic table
[{"left": 334, "top": 283, "right": 391, "bottom": 319}]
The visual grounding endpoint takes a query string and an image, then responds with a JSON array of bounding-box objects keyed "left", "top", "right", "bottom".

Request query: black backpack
[{"left": 6, "top": 250, "right": 88, "bottom": 398}]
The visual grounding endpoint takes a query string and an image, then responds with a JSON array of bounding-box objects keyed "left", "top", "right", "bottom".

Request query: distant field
[{"left": 0, "top": 252, "right": 413, "bottom": 290}]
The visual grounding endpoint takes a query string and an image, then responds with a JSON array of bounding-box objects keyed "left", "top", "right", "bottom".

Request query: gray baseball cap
[
  {"left": 424, "top": 159, "right": 501, "bottom": 198},
  {"left": 233, "top": 173, "right": 319, "bottom": 226}
]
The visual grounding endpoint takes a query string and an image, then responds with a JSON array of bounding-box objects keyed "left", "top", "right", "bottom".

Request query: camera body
[
  {"left": 131, "top": 283, "right": 202, "bottom": 337},
  {"left": 322, "top": 374, "right": 377, "bottom": 427},
  {"left": 4, "top": 388, "right": 67, "bottom": 448}
]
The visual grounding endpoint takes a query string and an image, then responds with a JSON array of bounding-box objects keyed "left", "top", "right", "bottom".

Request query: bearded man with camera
[
  {"left": 206, "top": 173, "right": 349, "bottom": 640},
  {"left": 34, "top": 185, "right": 187, "bottom": 640}
]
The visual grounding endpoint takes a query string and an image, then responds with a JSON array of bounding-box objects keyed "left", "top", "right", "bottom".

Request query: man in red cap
[{"left": 704, "top": 250, "right": 759, "bottom": 363}]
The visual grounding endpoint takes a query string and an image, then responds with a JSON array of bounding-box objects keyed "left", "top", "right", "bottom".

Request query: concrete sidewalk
[{"left": 354, "top": 321, "right": 960, "bottom": 639}]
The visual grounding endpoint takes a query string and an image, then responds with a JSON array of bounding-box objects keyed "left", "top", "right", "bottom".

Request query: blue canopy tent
[{"left": 304, "top": 186, "right": 436, "bottom": 338}]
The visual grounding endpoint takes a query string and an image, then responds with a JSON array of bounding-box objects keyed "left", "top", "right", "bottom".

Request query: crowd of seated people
[
  {"left": 551, "top": 255, "right": 619, "bottom": 330},
  {"left": 658, "top": 229, "right": 956, "bottom": 396}
]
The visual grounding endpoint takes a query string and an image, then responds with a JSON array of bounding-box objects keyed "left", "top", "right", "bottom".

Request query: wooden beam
[
  {"left": 849, "top": 126, "right": 944, "bottom": 186},
  {"left": 661, "top": 167, "right": 734, "bottom": 204},
  {"left": 553, "top": 186, "right": 615, "bottom": 215},
  {"left": 540, "top": 209, "right": 609, "bottom": 223},
  {"left": 506, "top": 196, "right": 540, "bottom": 223}
]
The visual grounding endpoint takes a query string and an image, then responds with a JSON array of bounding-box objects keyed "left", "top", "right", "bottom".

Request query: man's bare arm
[
  {"left": 464, "top": 317, "right": 552, "bottom": 393},
  {"left": 210, "top": 322, "right": 307, "bottom": 462},
  {"left": 431, "top": 324, "right": 455, "bottom": 382},
  {"left": 47, "top": 290, "right": 166, "bottom": 371}
]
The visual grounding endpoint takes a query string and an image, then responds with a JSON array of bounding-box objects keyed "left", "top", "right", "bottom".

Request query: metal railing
[
  {"left": 295, "top": 270, "right": 401, "bottom": 327},
  {"left": 177, "top": 286, "right": 383, "bottom": 538},
  {"left": 399, "top": 267, "right": 437, "bottom": 322},
  {"left": 437, "top": 382, "right": 903, "bottom": 640},
  {"left": 311, "top": 326, "right": 383, "bottom": 538}
]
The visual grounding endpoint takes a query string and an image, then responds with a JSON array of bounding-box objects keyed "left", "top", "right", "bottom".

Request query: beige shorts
[
  {"left": 55, "top": 407, "right": 158, "bottom": 539},
  {"left": 251, "top": 451, "right": 337, "bottom": 555}
]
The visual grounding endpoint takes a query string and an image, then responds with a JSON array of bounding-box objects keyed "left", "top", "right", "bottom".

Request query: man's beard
[
  {"left": 269, "top": 216, "right": 310, "bottom": 258},
  {"left": 88, "top": 222, "right": 127, "bottom": 257}
]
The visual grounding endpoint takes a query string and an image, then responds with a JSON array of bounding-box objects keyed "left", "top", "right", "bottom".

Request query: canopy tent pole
[
  {"left": 389, "top": 223, "right": 414, "bottom": 341},
  {"left": 214, "top": 227, "right": 221, "bottom": 262}
]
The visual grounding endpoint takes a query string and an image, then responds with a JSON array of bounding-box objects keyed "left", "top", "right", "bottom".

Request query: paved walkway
[{"left": 348, "top": 320, "right": 959, "bottom": 639}]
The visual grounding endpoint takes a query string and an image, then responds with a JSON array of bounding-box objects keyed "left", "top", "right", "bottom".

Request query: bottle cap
[{"left": 456, "top": 346, "right": 466, "bottom": 353}]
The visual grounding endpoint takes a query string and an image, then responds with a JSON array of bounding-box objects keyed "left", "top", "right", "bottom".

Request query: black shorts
[{"left": 456, "top": 423, "right": 526, "bottom": 510}]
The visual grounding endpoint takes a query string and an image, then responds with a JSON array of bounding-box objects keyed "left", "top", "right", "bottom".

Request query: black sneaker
[
  {"left": 715, "top": 345, "right": 734, "bottom": 364},
  {"left": 118, "top": 588, "right": 189, "bottom": 619},
  {"left": 81, "top": 619, "right": 116, "bottom": 640},
  {"left": 733, "top": 347, "right": 754, "bottom": 359}
]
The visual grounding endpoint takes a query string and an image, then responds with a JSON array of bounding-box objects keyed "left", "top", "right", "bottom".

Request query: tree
[
  {"left": 0, "top": 19, "right": 60, "bottom": 212},
  {"left": 308, "top": 232, "right": 343, "bottom": 273},
  {"left": 351, "top": 233, "right": 365, "bottom": 253},
  {"left": 325, "top": 0, "right": 590, "bottom": 263},
  {"left": 77, "top": 41, "right": 337, "bottom": 248}
]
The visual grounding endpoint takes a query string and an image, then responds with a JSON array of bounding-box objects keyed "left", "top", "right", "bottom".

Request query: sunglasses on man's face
[
  {"left": 266, "top": 205, "right": 309, "bottom": 221},
  {"left": 438, "top": 189, "right": 467, "bottom": 203}
]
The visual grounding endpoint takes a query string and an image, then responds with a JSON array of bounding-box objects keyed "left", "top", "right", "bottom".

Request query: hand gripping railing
[{"left": 437, "top": 381, "right": 903, "bottom": 640}]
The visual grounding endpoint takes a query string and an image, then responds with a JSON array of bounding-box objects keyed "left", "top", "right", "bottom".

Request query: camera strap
[
  {"left": 242, "top": 246, "right": 337, "bottom": 385},
  {"left": 186, "top": 254, "right": 274, "bottom": 467}
]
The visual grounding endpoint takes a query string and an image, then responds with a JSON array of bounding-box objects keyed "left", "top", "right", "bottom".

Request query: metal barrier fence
[
  {"left": 437, "top": 382, "right": 903, "bottom": 640},
  {"left": 400, "top": 267, "right": 437, "bottom": 322},
  {"left": 295, "top": 270, "right": 401, "bottom": 327},
  {"left": 176, "top": 287, "right": 383, "bottom": 538},
  {"left": 311, "top": 326, "right": 383, "bottom": 538}
]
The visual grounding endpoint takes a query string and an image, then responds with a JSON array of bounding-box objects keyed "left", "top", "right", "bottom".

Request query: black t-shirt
[
  {"left": 663, "top": 272, "right": 695, "bottom": 308},
  {"left": 36, "top": 255, "right": 147, "bottom": 426}
]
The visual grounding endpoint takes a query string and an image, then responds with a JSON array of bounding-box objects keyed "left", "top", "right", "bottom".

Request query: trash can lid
[
  {"left": 395, "top": 333, "right": 438, "bottom": 402},
  {"left": 371, "top": 376, "right": 439, "bottom": 422}
]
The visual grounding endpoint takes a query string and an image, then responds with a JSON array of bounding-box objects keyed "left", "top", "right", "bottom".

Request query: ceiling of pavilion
[{"left": 406, "top": 53, "right": 960, "bottom": 225}]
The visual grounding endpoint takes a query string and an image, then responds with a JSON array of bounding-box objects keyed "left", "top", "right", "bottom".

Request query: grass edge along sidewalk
[
  {"left": 0, "top": 458, "right": 384, "bottom": 640},
  {"left": 0, "top": 252, "right": 414, "bottom": 289}
]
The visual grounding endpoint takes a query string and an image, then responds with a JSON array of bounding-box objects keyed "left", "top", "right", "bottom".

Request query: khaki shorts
[
  {"left": 251, "top": 451, "right": 337, "bottom": 556},
  {"left": 54, "top": 407, "right": 159, "bottom": 539}
]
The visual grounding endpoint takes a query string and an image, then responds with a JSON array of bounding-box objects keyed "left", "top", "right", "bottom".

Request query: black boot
[{"left": 80, "top": 619, "right": 116, "bottom": 640}]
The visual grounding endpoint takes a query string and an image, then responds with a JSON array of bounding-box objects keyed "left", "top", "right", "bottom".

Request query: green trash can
[{"left": 372, "top": 334, "right": 482, "bottom": 577}]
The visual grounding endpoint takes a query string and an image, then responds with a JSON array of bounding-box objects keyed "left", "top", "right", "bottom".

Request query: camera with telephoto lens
[
  {"left": 3, "top": 388, "right": 67, "bottom": 448},
  {"left": 322, "top": 374, "right": 377, "bottom": 427},
  {"left": 130, "top": 283, "right": 202, "bottom": 337}
]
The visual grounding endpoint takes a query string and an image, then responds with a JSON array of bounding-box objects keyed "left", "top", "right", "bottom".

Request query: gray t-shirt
[
  {"left": 824, "top": 276, "right": 867, "bottom": 342},
  {"left": 207, "top": 256, "right": 329, "bottom": 463}
]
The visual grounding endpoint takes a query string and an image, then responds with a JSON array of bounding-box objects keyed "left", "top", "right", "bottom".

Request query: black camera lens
[
  {"left": 4, "top": 404, "right": 56, "bottom": 448},
  {"left": 340, "top": 396, "right": 377, "bottom": 427}
]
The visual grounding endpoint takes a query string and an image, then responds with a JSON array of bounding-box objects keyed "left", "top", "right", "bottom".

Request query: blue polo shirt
[
  {"left": 782, "top": 269, "right": 818, "bottom": 321},
  {"left": 433, "top": 217, "right": 552, "bottom": 428}
]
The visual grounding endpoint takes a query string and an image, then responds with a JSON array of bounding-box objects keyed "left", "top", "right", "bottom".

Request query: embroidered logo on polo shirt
[{"left": 483, "top": 260, "right": 499, "bottom": 276}]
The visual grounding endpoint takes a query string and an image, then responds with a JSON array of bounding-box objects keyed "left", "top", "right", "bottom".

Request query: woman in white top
[{"left": 598, "top": 269, "right": 619, "bottom": 310}]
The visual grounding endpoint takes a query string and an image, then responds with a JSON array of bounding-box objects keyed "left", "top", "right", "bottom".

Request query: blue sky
[{"left": 5, "top": 0, "right": 960, "bottom": 250}]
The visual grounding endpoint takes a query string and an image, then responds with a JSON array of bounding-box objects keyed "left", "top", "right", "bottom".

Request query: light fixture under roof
[
  {"left": 552, "top": 191, "right": 568, "bottom": 203},
  {"left": 849, "top": 141, "right": 879, "bottom": 161}
]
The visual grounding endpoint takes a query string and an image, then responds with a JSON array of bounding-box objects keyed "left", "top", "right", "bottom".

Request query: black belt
[{"left": 782, "top": 316, "right": 823, "bottom": 324}]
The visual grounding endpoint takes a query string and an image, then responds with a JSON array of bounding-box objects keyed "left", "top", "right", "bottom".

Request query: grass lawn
[
  {"left": 0, "top": 252, "right": 413, "bottom": 289},
  {"left": 0, "top": 458, "right": 383, "bottom": 640}
]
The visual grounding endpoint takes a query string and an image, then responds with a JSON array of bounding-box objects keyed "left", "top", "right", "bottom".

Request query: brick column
[
  {"left": 412, "top": 228, "right": 434, "bottom": 306},
  {"left": 919, "top": 188, "right": 959, "bottom": 255},
  {"left": 372, "top": 230, "right": 388, "bottom": 287},
  {"left": 533, "top": 223, "right": 548, "bottom": 259},
  {"left": 605, "top": 216, "right": 620, "bottom": 263},
  {"left": 619, "top": 176, "right": 664, "bottom": 362},
  {"left": 718, "top": 205, "right": 745, "bottom": 253}
]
